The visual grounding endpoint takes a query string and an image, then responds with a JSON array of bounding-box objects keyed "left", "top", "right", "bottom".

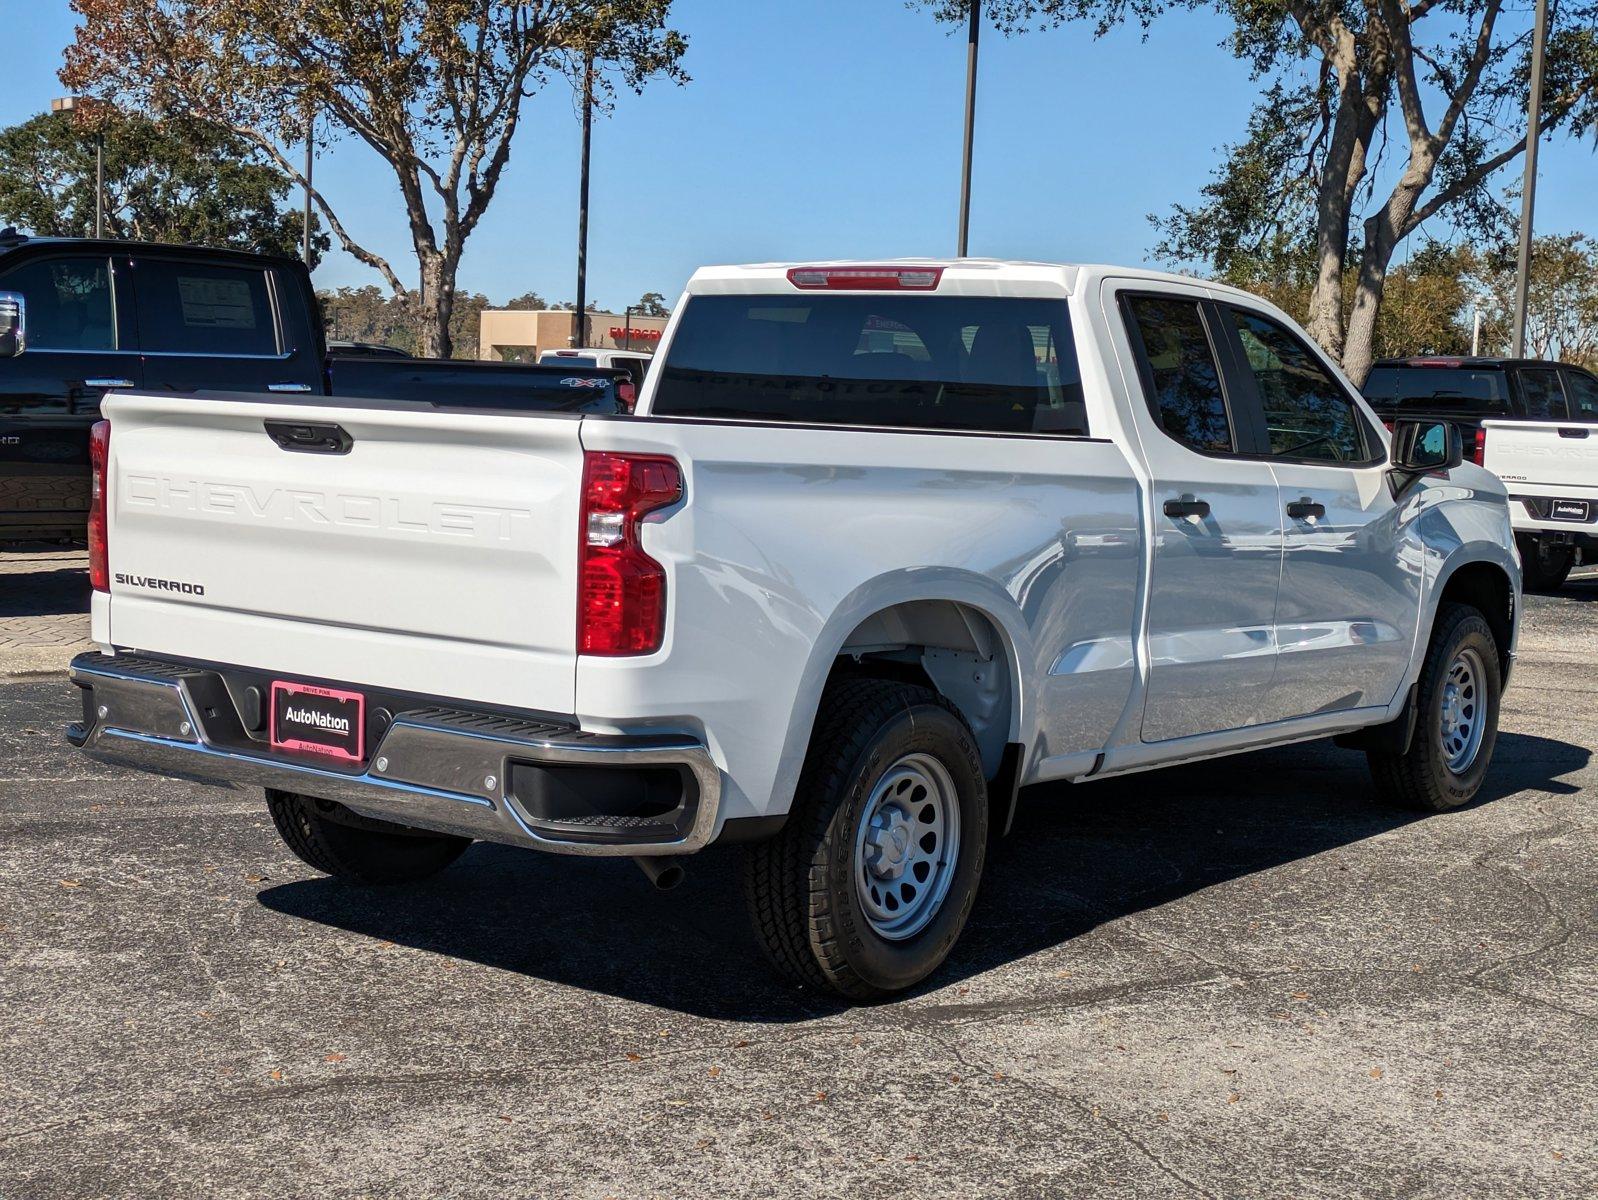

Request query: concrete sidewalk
[{"left": 0, "top": 546, "right": 92, "bottom": 676}]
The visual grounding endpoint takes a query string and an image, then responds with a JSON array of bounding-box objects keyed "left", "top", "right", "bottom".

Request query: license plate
[
  {"left": 1548, "top": 498, "right": 1591, "bottom": 522},
  {"left": 270, "top": 681, "right": 365, "bottom": 762}
]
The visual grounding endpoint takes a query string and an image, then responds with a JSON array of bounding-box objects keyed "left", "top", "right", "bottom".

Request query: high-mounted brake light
[
  {"left": 88, "top": 419, "right": 110, "bottom": 592},
  {"left": 578, "top": 451, "right": 682, "bottom": 655},
  {"left": 786, "top": 266, "right": 943, "bottom": 291}
]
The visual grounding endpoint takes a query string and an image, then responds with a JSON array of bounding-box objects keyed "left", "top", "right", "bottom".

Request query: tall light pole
[
  {"left": 302, "top": 109, "right": 315, "bottom": 266},
  {"left": 573, "top": 52, "right": 594, "bottom": 349},
  {"left": 1511, "top": 0, "right": 1549, "bottom": 359},
  {"left": 52, "top": 97, "right": 106, "bottom": 238},
  {"left": 957, "top": 0, "right": 982, "bottom": 258}
]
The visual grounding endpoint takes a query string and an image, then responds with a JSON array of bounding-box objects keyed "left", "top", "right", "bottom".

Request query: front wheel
[
  {"left": 1367, "top": 603, "right": 1501, "bottom": 812},
  {"left": 1517, "top": 534, "right": 1575, "bottom": 593},
  {"left": 743, "top": 678, "right": 988, "bottom": 999}
]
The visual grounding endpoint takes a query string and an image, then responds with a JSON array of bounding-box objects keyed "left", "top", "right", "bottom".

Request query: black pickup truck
[{"left": 0, "top": 232, "right": 630, "bottom": 542}]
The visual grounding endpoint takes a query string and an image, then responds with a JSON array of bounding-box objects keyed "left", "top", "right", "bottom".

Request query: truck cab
[{"left": 0, "top": 232, "right": 322, "bottom": 541}]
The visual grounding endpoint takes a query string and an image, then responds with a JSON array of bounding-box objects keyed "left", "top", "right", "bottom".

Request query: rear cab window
[
  {"left": 650, "top": 293, "right": 1088, "bottom": 435},
  {"left": 1362, "top": 366, "right": 1510, "bottom": 414}
]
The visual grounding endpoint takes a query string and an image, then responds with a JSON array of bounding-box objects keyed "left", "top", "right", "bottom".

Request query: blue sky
[{"left": 3, "top": 0, "right": 1594, "bottom": 310}]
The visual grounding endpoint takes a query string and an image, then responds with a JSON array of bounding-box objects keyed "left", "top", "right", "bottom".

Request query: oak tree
[
  {"left": 0, "top": 110, "right": 323, "bottom": 261},
  {"left": 923, "top": 0, "right": 1598, "bottom": 383}
]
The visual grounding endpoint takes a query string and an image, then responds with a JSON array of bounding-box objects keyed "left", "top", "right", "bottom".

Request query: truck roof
[
  {"left": 0, "top": 230, "right": 304, "bottom": 271},
  {"left": 683, "top": 258, "right": 1265, "bottom": 303}
]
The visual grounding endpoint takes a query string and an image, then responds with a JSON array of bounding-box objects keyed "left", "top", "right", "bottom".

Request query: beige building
[{"left": 477, "top": 308, "right": 669, "bottom": 362}]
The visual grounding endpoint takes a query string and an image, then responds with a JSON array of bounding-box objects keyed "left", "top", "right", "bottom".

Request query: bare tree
[{"left": 65, "top": 1, "right": 686, "bottom": 357}]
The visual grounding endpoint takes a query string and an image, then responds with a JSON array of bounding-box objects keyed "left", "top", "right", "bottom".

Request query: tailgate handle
[
  {"left": 1558, "top": 427, "right": 1589, "bottom": 439},
  {"left": 264, "top": 420, "right": 353, "bottom": 455}
]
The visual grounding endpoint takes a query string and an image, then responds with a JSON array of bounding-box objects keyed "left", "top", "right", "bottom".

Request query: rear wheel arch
[
  {"left": 830, "top": 597, "right": 1024, "bottom": 781},
  {"left": 1433, "top": 558, "right": 1514, "bottom": 679}
]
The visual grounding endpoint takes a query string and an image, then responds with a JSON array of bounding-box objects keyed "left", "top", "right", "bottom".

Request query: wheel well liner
[
  {"left": 832, "top": 599, "right": 1020, "bottom": 781},
  {"left": 1436, "top": 561, "right": 1514, "bottom": 677}
]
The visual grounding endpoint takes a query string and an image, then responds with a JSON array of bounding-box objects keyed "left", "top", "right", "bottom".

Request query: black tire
[
  {"left": 266, "top": 789, "right": 471, "bottom": 884},
  {"left": 1367, "top": 603, "right": 1501, "bottom": 812},
  {"left": 743, "top": 678, "right": 988, "bottom": 1000},
  {"left": 1517, "top": 534, "right": 1575, "bottom": 593}
]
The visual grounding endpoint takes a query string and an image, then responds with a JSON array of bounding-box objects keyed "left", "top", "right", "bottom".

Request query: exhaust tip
[{"left": 634, "top": 856, "right": 686, "bottom": 891}]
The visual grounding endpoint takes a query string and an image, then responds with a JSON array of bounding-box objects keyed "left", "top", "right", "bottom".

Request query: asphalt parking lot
[{"left": 1, "top": 571, "right": 1594, "bottom": 1198}]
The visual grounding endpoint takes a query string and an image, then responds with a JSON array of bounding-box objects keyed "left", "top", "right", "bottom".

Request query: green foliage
[
  {"left": 0, "top": 111, "right": 325, "bottom": 262},
  {"left": 1466, "top": 234, "right": 1598, "bottom": 367},
  {"left": 633, "top": 291, "right": 671, "bottom": 316}
]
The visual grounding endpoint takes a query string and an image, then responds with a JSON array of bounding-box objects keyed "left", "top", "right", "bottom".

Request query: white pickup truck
[
  {"left": 68, "top": 261, "right": 1520, "bottom": 998},
  {"left": 1482, "top": 371, "right": 1598, "bottom": 589}
]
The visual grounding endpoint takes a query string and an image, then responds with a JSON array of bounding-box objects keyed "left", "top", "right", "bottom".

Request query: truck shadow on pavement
[
  {"left": 0, "top": 567, "right": 90, "bottom": 618},
  {"left": 257, "top": 730, "right": 1587, "bottom": 1021}
]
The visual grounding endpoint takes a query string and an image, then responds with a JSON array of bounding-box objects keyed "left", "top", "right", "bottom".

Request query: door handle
[
  {"left": 1286, "top": 497, "right": 1326, "bottom": 520},
  {"left": 1163, "top": 496, "right": 1211, "bottom": 520},
  {"left": 267, "top": 381, "right": 314, "bottom": 393},
  {"left": 83, "top": 378, "right": 135, "bottom": 389}
]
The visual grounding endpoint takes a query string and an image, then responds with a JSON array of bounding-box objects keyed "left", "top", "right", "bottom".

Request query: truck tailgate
[
  {"left": 99, "top": 392, "right": 583, "bottom": 715},
  {"left": 1482, "top": 418, "right": 1598, "bottom": 495}
]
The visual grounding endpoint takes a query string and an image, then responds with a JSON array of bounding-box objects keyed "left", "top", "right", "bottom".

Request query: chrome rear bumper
[{"left": 67, "top": 652, "right": 721, "bottom": 856}]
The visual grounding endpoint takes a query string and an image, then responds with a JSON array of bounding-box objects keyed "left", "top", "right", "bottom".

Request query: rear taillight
[
  {"left": 616, "top": 378, "right": 637, "bottom": 412},
  {"left": 1471, "top": 426, "right": 1486, "bottom": 466},
  {"left": 88, "top": 420, "right": 110, "bottom": 592},
  {"left": 578, "top": 451, "right": 682, "bottom": 655}
]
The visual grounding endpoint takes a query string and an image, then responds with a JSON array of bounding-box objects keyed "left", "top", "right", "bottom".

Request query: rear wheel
[
  {"left": 266, "top": 789, "right": 471, "bottom": 884},
  {"left": 743, "top": 678, "right": 988, "bottom": 999},
  {"left": 1518, "top": 534, "right": 1575, "bottom": 593},
  {"left": 1367, "top": 603, "right": 1501, "bottom": 812}
]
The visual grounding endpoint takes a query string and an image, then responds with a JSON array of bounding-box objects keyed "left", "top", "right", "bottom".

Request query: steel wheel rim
[
  {"left": 1439, "top": 646, "right": 1487, "bottom": 773},
  {"left": 853, "top": 752, "right": 962, "bottom": 941}
]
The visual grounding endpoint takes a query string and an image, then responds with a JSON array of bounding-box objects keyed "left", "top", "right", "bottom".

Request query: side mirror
[
  {"left": 0, "top": 291, "right": 23, "bottom": 357},
  {"left": 1390, "top": 417, "right": 1462, "bottom": 473}
]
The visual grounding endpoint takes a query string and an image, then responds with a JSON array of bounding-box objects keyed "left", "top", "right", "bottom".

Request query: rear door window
[
  {"left": 1518, "top": 369, "right": 1568, "bottom": 420},
  {"left": 1122, "top": 294, "right": 1232, "bottom": 453},
  {"left": 133, "top": 259, "right": 278, "bottom": 356},
  {"left": 0, "top": 256, "right": 117, "bottom": 351},
  {"left": 1227, "top": 308, "right": 1370, "bottom": 463},
  {"left": 1563, "top": 369, "right": 1598, "bottom": 420},
  {"left": 651, "top": 294, "right": 1087, "bottom": 435}
]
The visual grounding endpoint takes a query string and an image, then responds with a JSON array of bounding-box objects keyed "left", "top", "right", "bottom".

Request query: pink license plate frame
[{"left": 269, "top": 681, "right": 366, "bottom": 763}]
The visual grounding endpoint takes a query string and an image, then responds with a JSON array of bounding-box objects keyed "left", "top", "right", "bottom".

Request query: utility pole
[
  {"left": 94, "top": 131, "right": 105, "bottom": 238},
  {"left": 574, "top": 52, "right": 594, "bottom": 348},
  {"left": 957, "top": 0, "right": 981, "bottom": 258},
  {"left": 51, "top": 97, "right": 106, "bottom": 238},
  {"left": 302, "top": 109, "right": 315, "bottom": 266},
  {"left": 1471, "top": 307, "right": 1482, "bottom": 357},
  {"left": 1511, "top": 0, "right": 1549, "bottom": 359}
]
